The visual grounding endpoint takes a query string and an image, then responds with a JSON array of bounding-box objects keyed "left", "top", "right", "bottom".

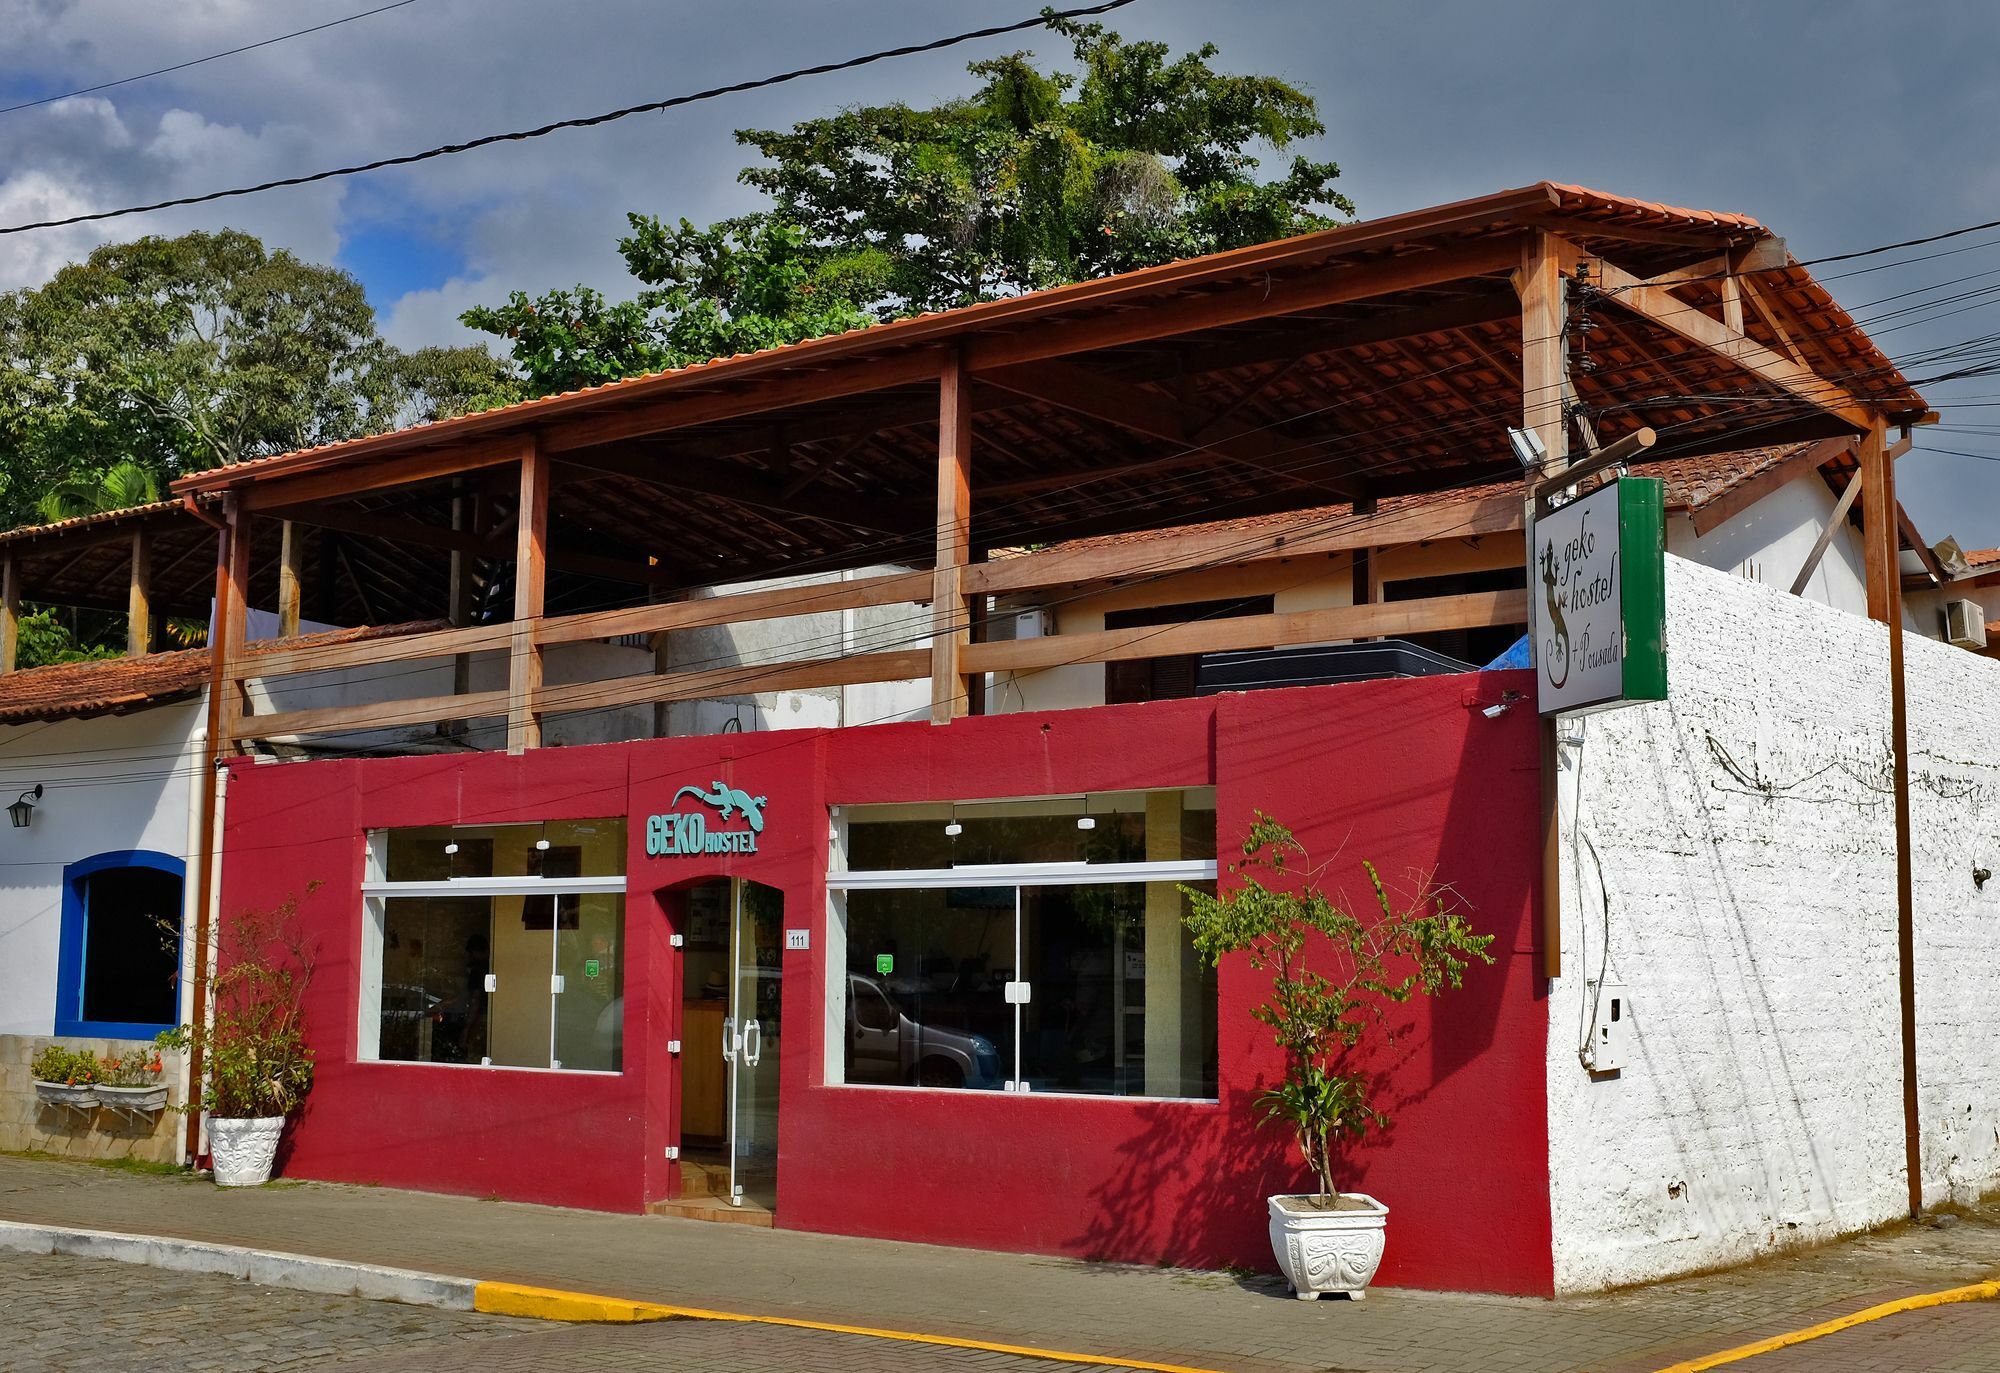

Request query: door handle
[
  {"left": 722, "top": 1015, "right": 737, "bottom": 1064},
  {"left": 743, "top": 1018, "right": 762, "bottom": 1067}
]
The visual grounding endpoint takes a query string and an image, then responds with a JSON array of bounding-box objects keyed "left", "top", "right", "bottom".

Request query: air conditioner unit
[{"left": 1943, "top": 599, "right": 1989, "bottom": 650}]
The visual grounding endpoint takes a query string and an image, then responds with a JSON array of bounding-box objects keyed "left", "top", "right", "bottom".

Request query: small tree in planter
[
  {"left": 157, "top": 888, "right": 318, "bottom": 1186},
  {"left": 1182, "top": 812, "right": 1493, "bottom": 1299}
]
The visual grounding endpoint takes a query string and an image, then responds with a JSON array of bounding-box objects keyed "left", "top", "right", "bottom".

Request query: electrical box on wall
[{"left": 1586, "top": 981, "right": 1629, "bottom": 1073}]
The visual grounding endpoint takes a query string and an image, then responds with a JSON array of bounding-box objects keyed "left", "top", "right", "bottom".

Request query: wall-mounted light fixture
[
  {"left": 7, "top": 785, "right": 41, "bottom": 829},
  {"left": 1976, "top": 866, "right": 1991, "bottom": 891}
]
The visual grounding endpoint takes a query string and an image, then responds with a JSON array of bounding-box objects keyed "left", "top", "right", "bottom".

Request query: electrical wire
[
  {"left": 0, "top": 0, "right": 1144, "bottom": 235},
  {"left": 0, "top": 0, "right": 426, "bottom": 118}
]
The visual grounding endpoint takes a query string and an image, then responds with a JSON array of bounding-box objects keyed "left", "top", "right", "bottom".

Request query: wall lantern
[{"left": 8, "top": 784, "right": 42, "bottom": 829}]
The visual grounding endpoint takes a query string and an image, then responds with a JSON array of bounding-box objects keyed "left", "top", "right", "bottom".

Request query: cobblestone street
[{"left": 2, "top": 1157, "right": 1998, "bottom": 1372}]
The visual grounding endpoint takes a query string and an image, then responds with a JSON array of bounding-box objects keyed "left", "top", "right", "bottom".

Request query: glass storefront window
[
  {"left": 830, "top": 789, "right": 1220, "bottom": 1100},
  {"left": 361, "top": 820, "right": 627, "bottom": 1073}
]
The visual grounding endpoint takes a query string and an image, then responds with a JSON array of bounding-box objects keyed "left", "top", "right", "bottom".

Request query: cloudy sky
[{"left": 3, "top": 0, "right": 1997, "bottom": 543}]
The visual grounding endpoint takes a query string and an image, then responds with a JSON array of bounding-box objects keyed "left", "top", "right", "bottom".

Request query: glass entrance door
[{"left": 724, "top": 881, "right": 782, "bottom": 1209}]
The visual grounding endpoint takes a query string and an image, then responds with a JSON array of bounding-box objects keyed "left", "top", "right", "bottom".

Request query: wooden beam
[
  {"left": 1861, "top": 425, "right": 1896, "bottom": 621},
  {"left": 1520, "top": 231, "right": 1569, "bottom": 987},
  {"left": 1592, "top": 259, "right": 1889, "bottom": 429},
  {"left": 1790, "top": 467, "right": 1864, "bottom": 596},
  {"left": 536, "top": 648, "right": 932, "bottom": 718},
  {"left": 962, "top": 589, "right": 1527, "bottom": 676},
  {"left": 555, "top": 451, "right": 923, "bottom": 536},
  {"left": 1898, "top": 504, "right": 1947, "bottom": 587},
  {"left": 1153, "top": 290, "right": 1522, "bottom": 380},
  {"left": 932, "top": 350, "right": 973, "bottom": 724},
  {"left": 242, "top": 439, "right": 526, "bottom": 511},
  {"left": 967, "top": 492, "right": 1522, "bottom": 597},
  {"left": 248, "top": 688, "right": 511, "bottom": 741},
  {"left": 983, "top": 359, "right": 1352, "bottom": 498},
  {"left": 230, "top": 622, "right": 514, "bottom": 682},
  {"left": 509, "top": 436, "right": 549, "bottom": 753},
  {"left": 333, "top": 539, "right": 376, "bottom": 624},
  {"left": 218, "top": 504, "right": 254, "bottom": 754},
  {"left": 0, "top": 556, "right": 16, "bottom": 673},
  {"left": 964, "top": 238, "right": 1525, "bottom": 373},
  {"left": 126, "top": 529, "right": 152, "bottom": 656},
  {"left": 541, "top": 349, "right": 945, "bottom": 455},
  {"left": 276, "top": 520, "right": 303, "bottom": 639},
  {"left": 537, "top": 566, "right": 933, "bottom": 647}
]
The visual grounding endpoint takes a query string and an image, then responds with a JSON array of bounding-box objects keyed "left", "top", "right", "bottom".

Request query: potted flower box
[
  {"left": 30, "top": 1045, "right": 100, "bottom": 1110},
  {"left": 96, "top": 1050, "right": 170, "bottom": 1118}
]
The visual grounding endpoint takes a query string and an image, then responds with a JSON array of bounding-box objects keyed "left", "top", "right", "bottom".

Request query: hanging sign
[
  {"left": 875, "top": 953, "right": 894, "bottom": 976},
  {"left": 645, "top": 780, "right": 768, "bottom": 857},
  {"left": 1534, "top": 476, "right": 1667, "bottom": 715}
]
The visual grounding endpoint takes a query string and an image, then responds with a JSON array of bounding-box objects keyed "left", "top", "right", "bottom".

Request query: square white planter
[{"left": 1268, "top": 1192, "right": 1389, "bottom": 1299}]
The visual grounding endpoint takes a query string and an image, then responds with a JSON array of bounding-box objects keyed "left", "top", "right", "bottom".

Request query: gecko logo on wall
[{"left": 645, "top": 781, "right": 769, "bottom": 856}]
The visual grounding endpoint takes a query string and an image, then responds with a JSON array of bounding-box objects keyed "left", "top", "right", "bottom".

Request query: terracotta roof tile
[
  {"left": 1966, "top": 548, "right": 2000, "bottom": 568},
  {"left": 0, "top": 622, "right": 440, "bottom": 725}
]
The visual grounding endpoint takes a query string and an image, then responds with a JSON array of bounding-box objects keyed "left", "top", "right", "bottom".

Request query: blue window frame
[{"left": 53, "top": 849, "right": 186, "bottom": 1039}]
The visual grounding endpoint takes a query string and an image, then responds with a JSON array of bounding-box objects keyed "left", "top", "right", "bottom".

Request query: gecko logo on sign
[{"left": 646, "top": 781, "right": 768, "bottom": 857}]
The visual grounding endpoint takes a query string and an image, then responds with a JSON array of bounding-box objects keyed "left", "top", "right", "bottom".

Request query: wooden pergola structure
[{"left": 129, "top": 182, "right": 1924, "bottom": 762}]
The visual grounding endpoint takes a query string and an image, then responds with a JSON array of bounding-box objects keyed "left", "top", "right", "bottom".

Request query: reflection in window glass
[
  {"left": 378, "top": 898, "right": 490, "bottom": 1065},
  {"left": 846, "top": 789, "right": 1216, "bottom": 871},
  {"left": 368, "top": 819, "right": 627, "bottom": 1073},
  {"left": 554, "top": 894, "right": 626, "bottom": 1072},
  {"left": 843, "top": 887, "right": 1011, "bottom": 1090},
  {"left": 1019, "top": 882, "right": 1216, "bottom": 1099}
]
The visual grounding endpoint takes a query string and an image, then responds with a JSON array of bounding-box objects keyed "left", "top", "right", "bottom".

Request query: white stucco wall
[
  {"left": 661, "top": 566, "right": 931, "bottom": 734},
  {"left": 0, "top": 704, "right": 204, "bottom": 1036},
  {"left": 1546, "top": 554, "right": 2000, "bottom": 1292}
]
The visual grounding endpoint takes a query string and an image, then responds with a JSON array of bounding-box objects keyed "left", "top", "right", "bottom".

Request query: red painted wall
[{"left": 221, "top": 673, "right": 1552, "bottom": 1294}]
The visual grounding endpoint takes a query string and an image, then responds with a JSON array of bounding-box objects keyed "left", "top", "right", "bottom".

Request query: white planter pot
[
  {"left": 1268, "top": 1192, "right": 1389, "bottom": 1300},
  {"left": 33, "top": 1081, "right": 97, "bottom": 1109},
  {"left": 209, "top": 1116, "right": 285, "bottom": 1187}
]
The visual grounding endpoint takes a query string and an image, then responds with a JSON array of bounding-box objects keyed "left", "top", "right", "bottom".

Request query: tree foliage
[
  {"left": 468, "top": 12, "right": 1351, "bottom": 394},
  {"left": 1181, "top": 813, "right": 1492, "bottom": 1207},
  {"left": 0, "top": 229, "right": 505, "bottom": 529}
]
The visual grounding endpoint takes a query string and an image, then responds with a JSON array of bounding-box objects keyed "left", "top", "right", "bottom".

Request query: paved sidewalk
[{"left": 2, "top": 1154, "right": 1997, "bottom": 1373}]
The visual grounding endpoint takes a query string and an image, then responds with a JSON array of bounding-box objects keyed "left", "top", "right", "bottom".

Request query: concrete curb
[
  {"left": 0, "top": 1218, "right": 1233, "bottom": 1371},
  {"left": 0, "top": 1220, "right": 478, "bottom": 1311}
]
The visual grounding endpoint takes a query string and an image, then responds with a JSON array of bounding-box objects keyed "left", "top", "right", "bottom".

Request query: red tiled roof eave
[
  {"left": 0, "top": 621, "right": 443, "bottom": 725},
  {"left": 167, "top": 182, "right": 1920, "bottom": 501}
]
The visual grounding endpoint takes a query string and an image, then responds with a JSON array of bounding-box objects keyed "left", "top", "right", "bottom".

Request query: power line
[
  {"left": 0, "top": 0, "right": 426, "bottom": 118},
  {"left": 0, "top": 0, "right": 1143, "bottom": 236}
]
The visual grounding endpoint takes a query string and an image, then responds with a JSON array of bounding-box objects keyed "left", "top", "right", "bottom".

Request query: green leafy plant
[
  {"left": 30, "top": 1044, "right": 100, "bottom": 1085},
  {"left": 1181, "top": 812, "right": 1493, "bottom": 1209},
  {"left": 157, "top": 888, "right": 318, "bottom": 1119}
]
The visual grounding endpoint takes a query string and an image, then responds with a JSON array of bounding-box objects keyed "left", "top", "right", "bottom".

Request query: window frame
[
  {"left": 357, "top": 826, "right": 629, "bottom": 1074},
  {"left": 826, "top": 796, "right": 1222, "bottom": 1103},
  {"left": 53, "top": 848, "right": 187, "bottom": 1040}
]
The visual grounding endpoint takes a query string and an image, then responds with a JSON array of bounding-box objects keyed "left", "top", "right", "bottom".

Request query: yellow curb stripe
[
  {"left": 472, "top": 1280, "right": 1229, "bottom": 1372},
  {"left": 1651, "top": 1277, "right": 2000, "bottom": 1372}
]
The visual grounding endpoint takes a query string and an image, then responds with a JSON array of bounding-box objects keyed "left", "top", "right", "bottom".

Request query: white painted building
[{"left": 1547, "top": 554, "right": 2000, "bottom": 1290}]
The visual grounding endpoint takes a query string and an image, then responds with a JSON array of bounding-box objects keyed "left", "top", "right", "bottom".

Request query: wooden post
[
  {"left": 218, "top": 506, "right": 253, "bottom": 753},
  {"left": 1520, "top": 231, "right": 1571, "bottom": 983},
  {"left": 186, "top": 496, "right": 245, "bottom": 1158},
  {"left": 1871, "top": 417, "right": 1922, "bottom": 1217},
  {"left": 0, "top": 555, "right": 17, "bottom": 674},
  {"left": 443, "top": 488, "right": 476, "bottom": 741},
  {"left": 508, "top": 437, "right": 549, "bottom": 753},
  {"left": 276, "top": 520, "right": 303, "bottom": 640},
  {"left": 1861, "top": 427, "right": 1895, "bottom": 622},
  {"left": 931, "top": 349, "right": 973, "bottom": 725},
  {"left": 127, "top": 529, "right": 153, "bottom": 655}
]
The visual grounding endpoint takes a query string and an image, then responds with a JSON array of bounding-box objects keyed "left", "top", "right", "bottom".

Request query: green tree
[
  {"left": 1181, "top": 813, "right": 1492, "bottom": 1207},
  {"left": 391, "top": 344, "right": 522, "bottom": 425},
  {"left": 469, "top": 13, "right": 1348, "bottom": 394},
  {"left": 34, "top": 459, "right": 162, "bottom": 526}
]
